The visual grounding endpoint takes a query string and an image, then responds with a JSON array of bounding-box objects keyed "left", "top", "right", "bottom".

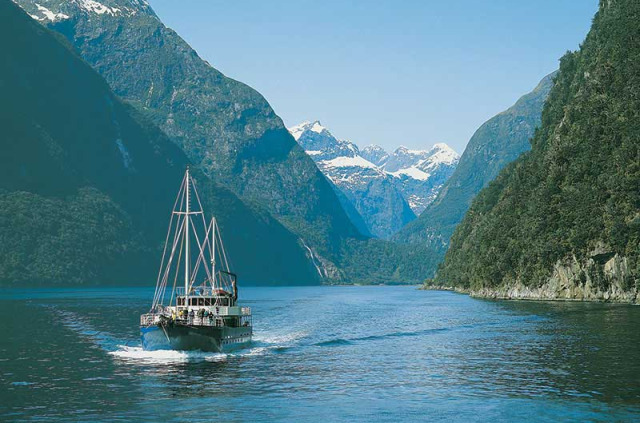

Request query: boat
[{"left": 140, "top": 167, "right": 252, "bottom": 352}]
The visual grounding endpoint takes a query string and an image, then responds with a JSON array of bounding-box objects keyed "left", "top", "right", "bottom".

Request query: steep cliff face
[
  {"left": 0, "top": 1, "right": 320, "bottom": 286},
  {"left": 15, "top": 0, "right": 362, "bottom": 278},
  {"left": 432, "top": 0, "right": 640, "bottom": 303},
  {"left": 394, "top": 72, "right": 555, "bottom": 248},
  {"left": 470, "top": 249, "right": 637, "bottom": 303}
]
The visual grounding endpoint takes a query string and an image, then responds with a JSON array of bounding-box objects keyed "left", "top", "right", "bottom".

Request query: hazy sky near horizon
[{"left": 148, "top": 0, "right": 597, "bottom": 153}]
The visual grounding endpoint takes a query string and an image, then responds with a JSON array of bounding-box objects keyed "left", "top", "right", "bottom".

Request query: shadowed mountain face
[
  {"left": 0, "top": 1, "right": 320, "bottom": 287},
  {"left": 394, "top": 72, "right": 555, "bottom": 250},
  {"left": 15, "top": 0, "right": 362, "bottom": 275},
  {"left": 434, "top": 0, "right": 640, "bottom": 298}
]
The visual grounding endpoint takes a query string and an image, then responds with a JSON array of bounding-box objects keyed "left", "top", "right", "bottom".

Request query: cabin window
[
  {"left": 177, "top": 298, "right": 184, "bottom": 306},
  {"left": 198, "top": 298, "right": 204, "bottom": 306},
  {"left": 205, "top": 298, "right": 211, "bottom": 306}
]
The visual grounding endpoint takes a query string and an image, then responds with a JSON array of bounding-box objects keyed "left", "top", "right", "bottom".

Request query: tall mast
[
  {"left": 212, "top": 217, "right": 216, "bottom": 289},
  {"left": 185, "top": 166, "right": 190, "bottom": 305}
]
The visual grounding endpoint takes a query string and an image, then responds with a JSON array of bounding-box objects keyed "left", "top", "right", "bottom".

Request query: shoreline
[{"left": 421, "top": 285, "right": 639, "bottom": 305}]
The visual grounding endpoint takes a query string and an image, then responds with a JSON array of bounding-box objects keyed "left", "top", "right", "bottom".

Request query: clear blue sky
[{"left": 148, "top": 0, "right": 597, "bottom": 153}]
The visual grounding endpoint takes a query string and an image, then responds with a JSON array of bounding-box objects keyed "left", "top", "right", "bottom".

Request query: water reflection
[
  {"left": 1, "top": 287, "right": 639, "bottom": 422},
  {"left": 492, "top": 300, "right": 640, "bottom": 404}
]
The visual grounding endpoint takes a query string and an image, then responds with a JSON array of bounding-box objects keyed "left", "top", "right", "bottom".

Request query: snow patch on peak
[
  {"left": 288, "top": 120, "right": 329, "bottom": 140},
  {"left": 339, "top": 139, "right": 359, "bottom": 155},
  {"left": 394, "top": 145, "right": 428, "bottom": 155},
  {"left": 424, "top": 143, "right": 459, "bottom": 167},
  {"left": 361, "top": 144, "right": 389, "bottom": 167},
  {"left": 363, "top": 144, "right": 387, "bottom": 153},
  {"left": 288, "top": 120, "right": 313, "bottom": 140},
  {"left": 287, "top": 122, "right": 307, "bottom": 141},
  {"left": 76, "top": 0, "right": 121, "bottom": 16},
  {"left": 432, "top": 142, "right": 453, "bottom": 151},
  {"left": 33, "top": 3, "right": 69, "bottom": 21},
  {"left": 310, "top": 121, "right": 326, "bottom": 134},
  {"left": 321, "top": 155, "right": 378, "bottom": 170},
  {"left": 387, "top": 167, "right": 431, "bottom": 181}
]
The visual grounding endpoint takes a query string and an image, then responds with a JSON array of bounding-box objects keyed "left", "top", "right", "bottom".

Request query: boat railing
[
  {"left": 145, "top": 305, "right": 250, "bottom": 318},
  {"left": 140, "top": 313, "right": 251, "bottom": 328},
  {"left": 140, "top": 313, "right": 157, "bottom": 326},
  {"left": 176, "top": 287, "right": 230, "bottom": 297}
]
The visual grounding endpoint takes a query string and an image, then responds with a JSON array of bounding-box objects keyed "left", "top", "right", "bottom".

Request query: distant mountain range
[
  {"left": 289, "top": 121, "right": 458, "bottom": 238},
  {"left": 364, "top": 144, "right": 459, "bottom": 214}
]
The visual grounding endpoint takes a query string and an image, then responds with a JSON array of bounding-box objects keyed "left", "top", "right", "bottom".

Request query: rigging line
[
  {"left": 152, "top": 211, "right": 181, "bottom": 308},
  {"left": 153, "top": 216, "right": 185, "bottom": 308},
  {"left": 169, "top": 221, "right": 186, "bottom": 309},
  {"left": 152, "top": 212, "right": 175, "bottom": 308},
  {"left": 163, "top": 177, "right": 189, "bottom": 302},
  {"left": 214, "top": 220, "right": 232, "bottom": 292},
  {"left": 190, "top": 174, "right": 211, "bottom": 264},
  {"left": 190, "top": 173, "right": 206, "bottom": 215},
  {"left": 188, "top": 174, "right": 222, "bottom": 286},
  {"left": 153, "top": 213, "right": 183, "bottom": 307},
  {"left": 188, "top": 216, "right": 213, "bottom": 286},
  {"left": 189, "top": 174, "right": 212, "bottom": 260},
  {"left": 152, "top": 171, "right": 186, "bottom": 304},
  {"left": 208, "top": 218, "right": 216, "bottom": 290},
  {"left": 216, "top": 220, "right": 231, "bottom": 277},
  {"left": 155, "top": 175, "right": 187, "bottom": 307}
]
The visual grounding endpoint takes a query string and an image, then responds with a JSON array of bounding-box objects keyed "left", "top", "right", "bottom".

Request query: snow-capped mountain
[
  {"left": 289, "top": 121, "right": 415, "bottom": 239},
  {"left": 289, "top": 121, "right": 459, "bottom": 237},
  {"left": 375, "top": 144, "right": 460, "bottom": 213},
  {"left": 20, "top": 0, "right": 155, "bottom": 21},
  {"left": 361, "top": 144, "right": 389, "bottom": 167}
]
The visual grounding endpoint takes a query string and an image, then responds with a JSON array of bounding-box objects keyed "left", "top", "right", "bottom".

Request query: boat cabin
[{"left": 175, "top": 288, "right": 235, "bottom": 307}]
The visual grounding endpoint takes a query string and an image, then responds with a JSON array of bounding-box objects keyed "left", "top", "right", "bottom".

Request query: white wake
[{"left": 109, "top": 345, "right": 227, "bottom": 364}]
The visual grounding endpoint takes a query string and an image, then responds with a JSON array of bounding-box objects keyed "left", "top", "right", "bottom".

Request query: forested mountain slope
[
  {"left": 15, "top": 0, "right": 363, "bottom": 278},
  {"left": 432, "top": 0, "right": 639, "bottom": 303},
  {"left": 0, "top": 0, "right": 319, "bottom": 287},
  {"left": 394, "top": 73, "right": 554, "bottom": 249}
]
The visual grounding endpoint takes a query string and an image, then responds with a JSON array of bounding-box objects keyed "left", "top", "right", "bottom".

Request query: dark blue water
[{"left": 1, "top": 286, "right": 639, "bottom": 422}]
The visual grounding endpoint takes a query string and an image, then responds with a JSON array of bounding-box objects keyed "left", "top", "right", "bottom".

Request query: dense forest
[
  {"left": 432, "top": 0, "right": 639, "bottom": 301},
  {"left": 0, "top": 1, "right": 320, "bottom": 286},
  {"left": 394, "top": 73, "right": 554, "bottom": 250}
]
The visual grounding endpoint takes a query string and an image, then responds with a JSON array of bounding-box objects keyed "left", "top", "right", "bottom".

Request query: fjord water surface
[{"left": 1, "top": 286, "right": 639, "bottom": 422}]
